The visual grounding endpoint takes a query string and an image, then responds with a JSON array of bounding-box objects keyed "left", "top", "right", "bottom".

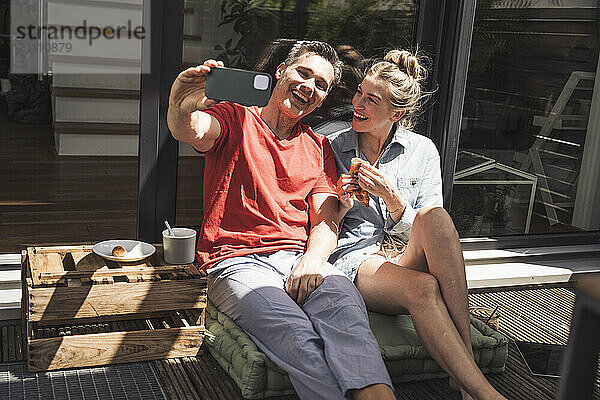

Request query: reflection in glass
[
  {"left": 0, "top": 0, "right": 141, "bottom": 252},
  {"left": 451, "top": 1, "right": 600, "bottom": 237},
  {"left": 453, "top": 151, "right": 537, "bottom": 236},
  {"left": 176, "top": 0, "right": 418, "bottom": 228}
]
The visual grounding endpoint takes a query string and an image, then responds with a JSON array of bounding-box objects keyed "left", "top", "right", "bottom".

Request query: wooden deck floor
[
  {"left": 149, "top": 286, "right": 600, "bottom": 400},
  {"left": 2, "top": 286, "right": 599, "bottom": 399}
]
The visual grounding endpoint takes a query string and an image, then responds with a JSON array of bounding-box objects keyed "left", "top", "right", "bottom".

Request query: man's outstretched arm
[{"left": 167, "top": 59, "right": 223, "bottom": 152}]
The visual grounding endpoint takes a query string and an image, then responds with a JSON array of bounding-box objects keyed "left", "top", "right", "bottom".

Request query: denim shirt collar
[{"left": 340, "top": 123, "right": 411, "bottom": 155}]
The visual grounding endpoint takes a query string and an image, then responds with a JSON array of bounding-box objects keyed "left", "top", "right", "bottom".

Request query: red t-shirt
[{"left": 198, "top": 102, "right": 338, "bottom": 270}]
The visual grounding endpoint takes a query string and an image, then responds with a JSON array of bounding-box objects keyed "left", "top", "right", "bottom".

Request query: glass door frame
[
  {"left": 136, "top": 0, "right": 600, "bottom": 248},
  {"left": 137, "top": 0, "right": 183, "bottom": 243},
  {"left": 415, "top": 0, "right": 476, "bottom": 209}
]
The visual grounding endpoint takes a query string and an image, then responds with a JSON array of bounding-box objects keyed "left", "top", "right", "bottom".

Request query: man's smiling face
[{"left": 271, "top": 52, "right": 335, "bottom": 121}]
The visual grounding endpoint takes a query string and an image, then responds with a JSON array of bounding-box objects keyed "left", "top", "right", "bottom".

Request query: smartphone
[{"left": 205, "top": 67, "right": 272, "bottom": 107}]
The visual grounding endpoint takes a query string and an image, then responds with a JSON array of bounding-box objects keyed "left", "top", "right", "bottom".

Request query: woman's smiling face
[{"left": 351, "top": 74, "right": 402, "bottom": 134}]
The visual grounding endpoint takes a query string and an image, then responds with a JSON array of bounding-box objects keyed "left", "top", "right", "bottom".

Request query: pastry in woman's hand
[{"left": 349, "top": 158, "right": 370, "bottom": 207}]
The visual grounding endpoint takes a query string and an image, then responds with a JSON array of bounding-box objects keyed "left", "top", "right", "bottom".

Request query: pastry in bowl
[{"left": 111, "top": 245, "right": 127, "bottom": 257}]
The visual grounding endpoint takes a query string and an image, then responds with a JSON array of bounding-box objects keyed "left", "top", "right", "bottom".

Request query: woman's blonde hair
[{"left": 367, "top": 49, "right": 430, "bottom": 130}]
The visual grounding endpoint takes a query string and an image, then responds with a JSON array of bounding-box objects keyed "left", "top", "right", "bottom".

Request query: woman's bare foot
[
  {"left": 449, "top": 377, "right": 475, "bottom": 400},
  {"left": 449, "top": 376, "right": 460, "bottom": 391}
]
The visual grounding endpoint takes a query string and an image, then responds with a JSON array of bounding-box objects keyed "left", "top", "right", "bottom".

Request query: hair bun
[{"left": 384, "top": 49, "right": 424, "bottom": 81}]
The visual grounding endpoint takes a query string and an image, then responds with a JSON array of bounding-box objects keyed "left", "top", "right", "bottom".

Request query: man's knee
[
  {"left": 310, "top": 275, "right": 364, "bottom": 306},
  {"left": 303, "top": 275, "right": 368, "bottom": 325}
]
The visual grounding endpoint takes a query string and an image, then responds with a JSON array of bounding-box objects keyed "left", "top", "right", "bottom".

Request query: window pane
[
  {"left": 176, "top": 0, "right": 419, "bottom": 228},
  {"left": 1, "top": 0, "right": 142, "bottom": 253},
  {"left": 450, "top": 1, "right": 600, "bottom": 237}
]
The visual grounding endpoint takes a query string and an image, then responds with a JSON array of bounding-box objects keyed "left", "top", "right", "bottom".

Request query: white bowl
[{"left": 93, "top": 240, "right": 156, "bottom": 262}]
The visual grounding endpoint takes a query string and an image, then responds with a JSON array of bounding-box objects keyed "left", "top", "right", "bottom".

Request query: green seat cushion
[
  {"left": 205, "top": 300, "right": 508, "bottom": 399},
  {"left": 368, "top": 311, "right": 508, "bottom": 382}
]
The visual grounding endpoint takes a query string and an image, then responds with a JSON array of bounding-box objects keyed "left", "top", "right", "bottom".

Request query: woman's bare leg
[
  {"left": 355, "top": 258, "right": 505, "bottom": 400},
  {"left": 398, "top": 207, "right": 472, "bottom": 355},
  {"left": 396, "top": 207, "right": 477, "bottom": 397}
]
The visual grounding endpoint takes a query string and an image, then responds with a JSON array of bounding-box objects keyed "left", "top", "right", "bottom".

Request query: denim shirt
[{"left": 326, "top": 124, "right": 443, "bottom": 276}]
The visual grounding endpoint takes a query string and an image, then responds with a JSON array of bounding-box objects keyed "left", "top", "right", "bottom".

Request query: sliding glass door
[
  {"left": 449, "top": 1, "right": 600, "bottom": 237},
  {"left": 2, "top": 0, "right": 144, "bottom": 252}
]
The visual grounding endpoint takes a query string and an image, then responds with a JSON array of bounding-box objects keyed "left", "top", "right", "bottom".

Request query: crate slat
[
  {"left": 38, "top": 265, "right": 198, "bottom": 283},
  {"left": 27, "top": 326, "right": 205, "bottom": 371},
  {"left": 28, "top": 280, "right": 207, "bottom": 323},
  {"left": 28, "top": 249, "right": 64, "bottom": 286},
  {"left": 33, "top": 245, "right": 93, "bottom": 254}
]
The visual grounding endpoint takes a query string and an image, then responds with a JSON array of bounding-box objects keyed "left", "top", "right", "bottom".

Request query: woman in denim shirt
[{"left": 328, "top": 50, "right": 506, "bottom": 400}]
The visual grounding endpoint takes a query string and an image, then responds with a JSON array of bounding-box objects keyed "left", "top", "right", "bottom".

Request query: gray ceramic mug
[{"left": 162, "top": 227, "right": 197, "bottom": 264}]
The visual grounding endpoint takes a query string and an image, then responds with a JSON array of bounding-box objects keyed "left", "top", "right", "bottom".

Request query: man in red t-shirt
[{"left": 167, "top": 41, "right": 394, "bottom": 400}]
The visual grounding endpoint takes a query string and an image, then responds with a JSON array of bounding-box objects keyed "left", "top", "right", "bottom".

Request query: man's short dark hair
[{"left": 284, "top": 40, "right": 343, "bottom": 88}]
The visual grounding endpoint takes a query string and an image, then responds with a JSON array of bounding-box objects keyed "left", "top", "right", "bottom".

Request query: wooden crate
[{"left": 22, "top": 245, "right": 207, "bottom": 372}]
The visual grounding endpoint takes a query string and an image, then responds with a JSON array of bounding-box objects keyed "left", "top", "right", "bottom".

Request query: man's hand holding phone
[
  {"left": 169, "top": 59, "right": 224, "bottom": 114},
  {"left": 167, "top": 59, "right": 273, "bottom": 152}
]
